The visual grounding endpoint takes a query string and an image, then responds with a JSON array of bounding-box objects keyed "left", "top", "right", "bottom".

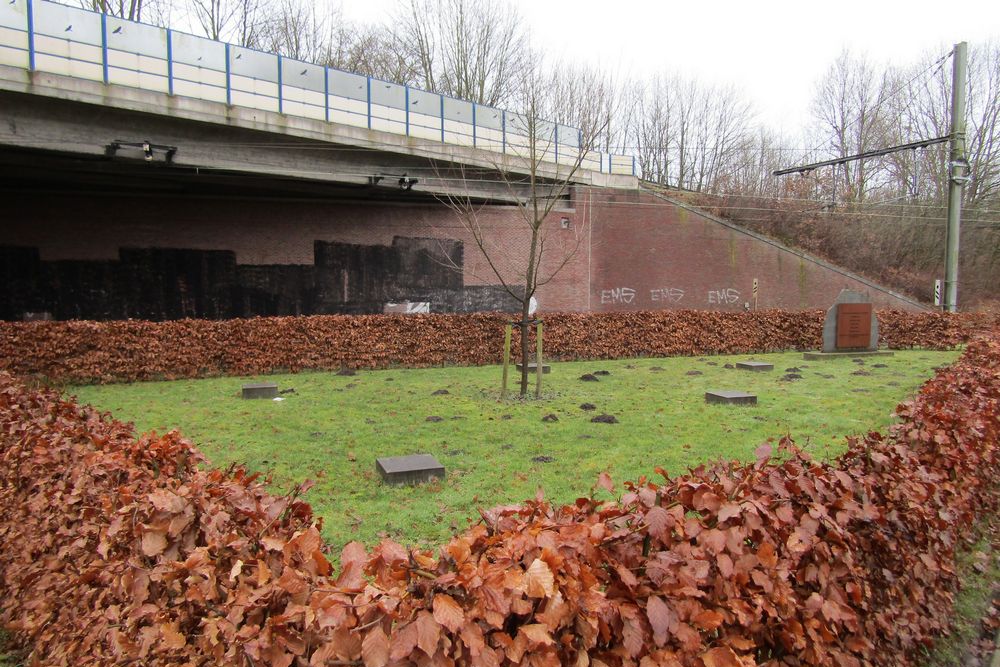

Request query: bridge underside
[
  {"left": 0, "top": 89, "right": 549, "bottom": 204},
  {"left": 0, "top": 142, "right": 463, "bottom": 204},
  {"left": 0, "top": 66, "right": 633, "bottom": 203}
]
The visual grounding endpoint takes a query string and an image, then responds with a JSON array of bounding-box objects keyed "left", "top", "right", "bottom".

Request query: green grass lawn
[{"left": 68, "top": 349, "right": 959, "bottom": 550}]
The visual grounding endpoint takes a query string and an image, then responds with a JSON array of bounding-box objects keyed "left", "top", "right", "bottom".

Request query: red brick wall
[
  {"left": 587, "top": 189, "right": 920, "bottom": 311},
  {"left": 1, "top": 194, "right": 589, "bottom": 312},
  {"left": 1, "top": 187, "right": 923, "bottom": 317}
]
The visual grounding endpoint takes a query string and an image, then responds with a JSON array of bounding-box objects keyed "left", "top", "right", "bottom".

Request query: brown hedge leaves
[
  {"left": 1, "top": 331, "right": 999, "bottom": 666},
  {"left": 0, "top": 310, "right": 994, "bottom": 384}
]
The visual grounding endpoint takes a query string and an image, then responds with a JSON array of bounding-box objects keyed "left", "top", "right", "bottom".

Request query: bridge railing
[{"left": 0, "top": 0, "right": 637, "bottom": 177}]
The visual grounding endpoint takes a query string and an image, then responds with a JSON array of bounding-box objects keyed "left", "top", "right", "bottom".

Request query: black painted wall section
[{"left": 0, "top": 237, "right": 519, "bottom": 321}]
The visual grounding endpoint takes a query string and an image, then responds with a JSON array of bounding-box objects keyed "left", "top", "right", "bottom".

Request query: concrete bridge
[{"left": 0, "top": 0, "right": 636, "bottom": 203}]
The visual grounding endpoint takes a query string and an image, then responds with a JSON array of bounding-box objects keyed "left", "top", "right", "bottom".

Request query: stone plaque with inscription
[
  {"left": 820, "top": 289, "right": 879, "bottom": 353},
  {"left": 835, "top": 303, "right": 873, "bottom": 350}
]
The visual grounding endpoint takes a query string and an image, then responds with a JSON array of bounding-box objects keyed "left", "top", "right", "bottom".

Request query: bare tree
[
  {"left": 439, "top": 63, "right": 610, "bottom": 397},
  {"left": 964, "top": 40, "right": 1000, "bottom": 206},
  {"left": 189, "top": 0, "right": 232, "bottom": 40},
  {"left": 395, "top": 0, "right": 530, "bottom": 108},
  {"left": 261, "top": 0, "right": 344, "bottom": 63},
  {"left": 882, "top": 42, "right": 1000, "bottom": 208},
  {"left": 187, "top": 0, "right": 270, "bottom": 46},
  {"left": 626, "top": 73, "right": 755, "bottom": 192},
  {"left": 325, "top": 25, "right": 418, "bottom": 84},
  {"left": 544, "top": 63, "right": 627, "bottom": 156},
  {"left": 808, "top": 50, "right": 894, "bottom": 203},
  {"left": 79, "top": 0, "right": 172, "bottom": 24}
]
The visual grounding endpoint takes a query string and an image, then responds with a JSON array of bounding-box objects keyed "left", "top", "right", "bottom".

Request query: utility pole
[{"left": 943, "top": 41, "right": 968, "bottom": 313}]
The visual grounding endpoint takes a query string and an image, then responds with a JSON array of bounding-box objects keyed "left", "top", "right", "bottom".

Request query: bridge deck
[{"left": 0, "top": 0, "right": 637, "bottom": 198}]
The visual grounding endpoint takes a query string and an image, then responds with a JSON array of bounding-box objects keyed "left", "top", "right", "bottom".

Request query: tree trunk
[{"left": 518, "top": 300, "right": 530, "bottom": 397}]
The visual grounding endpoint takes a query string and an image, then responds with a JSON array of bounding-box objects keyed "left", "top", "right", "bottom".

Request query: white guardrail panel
[
  {"left": 0, "top": 0, "right": 30, "bottom": 69},
  {"left": 106, "top": 16, "right": 167, "bottom": 92},
  {"left": 33, "top": 1, "right": 102, "bottom": 81},
  {"left": 0, "top": 0, "right": 633, "bottom": 176}
]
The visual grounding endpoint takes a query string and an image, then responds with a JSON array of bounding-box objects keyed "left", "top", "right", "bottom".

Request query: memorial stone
[
  {"left": 515, "top": 362, "right": 550, "bottom": 374},
  {"left": 736, "top": 361, "right": 774, "bottom": 372},
  {"left": 376, "top": 454, "right": 445, "bottom": 485},
  {"left": 705, "top": 390, "right": 757, "bottom": 405},
  {"left": 822, "top": 289, "right": 878, "bottom": 353},
  {"left": 242, "top": 382, "right": 278, "bottom": 399}
]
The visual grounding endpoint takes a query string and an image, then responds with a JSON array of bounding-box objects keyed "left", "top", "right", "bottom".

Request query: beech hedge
[
  {"left": 0, "top": 310, "right": 994, "bottom": 385},
  {"left": 1, "top": 330, "right": 998, "bottom": 666}
]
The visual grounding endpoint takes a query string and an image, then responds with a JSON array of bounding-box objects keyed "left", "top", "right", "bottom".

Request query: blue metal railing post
[
  {"left": 405, "top": 85, "right": 410, "bottom": 136},
  {"left": 366, "top": 77, "right": 371, "bottom": 129},
  {"left": 632, "top": 156, "right": 636, "bottom": 176},
  {"left": 26, "top": 0, "right": 35, "bottom": 72},
  {"left": 439, "top": 95, "right": 444, "bottom": 142},
  {"left": 276, "top": 54, "right": 283, "bottom": 113},
  {"left": 323, "top": 66, "right": 329, "bottom": 122},
  {"left": 100, "top": 13, "right": 108, "bottom": 84},
  {"left": 225, "top": 43, "right": 231, "bottom": 105},
  {"left": 554, "top": 124, "right": 559, "bottom": 163},
  {"left": 472, "top": 103, "right": 476, "bottom": 147},
  {"left": 166, "top": 29, "right": 173, "bottom": 95},
  {"left": 501, "top": 110, "right": 506, "bottom": 154}
]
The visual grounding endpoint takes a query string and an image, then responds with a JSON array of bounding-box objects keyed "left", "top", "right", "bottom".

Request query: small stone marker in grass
[
  {"left": 516, "top": 362, "right": 550, "bottom": 374},
  {"left": 705, "top": 390, "right": 757, "bottom": 405},
  {"left": 736, "top": 361, "right": 773, "bottom": 372},
  {"left": 376, "top": 454, "right": 445, "bottom": 485},
  {"left": 242, "top": 382, "right": 278, "bottom": 399}
]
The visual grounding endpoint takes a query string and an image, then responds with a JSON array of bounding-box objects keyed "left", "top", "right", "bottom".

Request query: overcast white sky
[{"left": 341, "top": 0, "right": 1000, "bottom": 139}]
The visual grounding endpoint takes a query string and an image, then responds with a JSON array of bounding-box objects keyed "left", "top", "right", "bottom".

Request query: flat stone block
[
  {"left": 376, "top": 454, "right": 445, "bottom": 486},
  {"left": 242, "top": 382, "right": 278, "bottom": 399},
  {"left": 736, "top": 361, "right": 774, "bottom": 372},
  {"left": 515, "top": 363, "right": 551, "bottom": 374},
  {"left": 705, "top": 390, "right": 757, "bottom": 405},
  {"left": 802, "top": 351, "right": 895, "bottom": 360}
]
